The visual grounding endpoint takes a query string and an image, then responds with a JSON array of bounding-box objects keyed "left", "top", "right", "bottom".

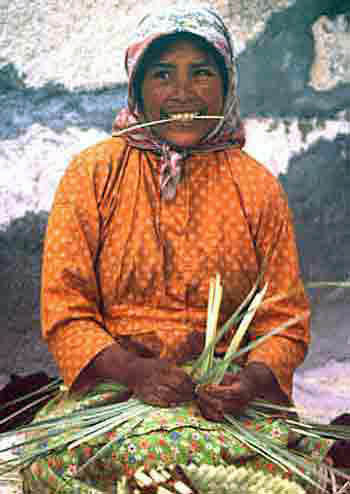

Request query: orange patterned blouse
[{"left": 41, "top": 137, "right": 310, "bottom": 398}]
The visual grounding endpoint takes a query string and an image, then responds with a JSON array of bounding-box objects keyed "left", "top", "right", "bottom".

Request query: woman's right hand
[
  {"left": 78, "top": 343, "right": 195, "bottom": 407},
  {"left": 130, "top": 358, "right": 195, "bottom": 407}
]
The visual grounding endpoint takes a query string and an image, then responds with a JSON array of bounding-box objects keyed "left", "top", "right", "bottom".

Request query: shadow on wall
[
  {"left": 280, "top": 133, "right": 350, "bottom": 284},
  {"left": 0, "top": 63, "right": 127, "bottom": 140},
  {"left": 0, "top": 212, "right": 56, "bottom": 375},
  {"left": 237, "top": 0, "right": 350, "bottom": 117},
  {"left": 0, "top": 212, "right": 46, "bottom": 340}
]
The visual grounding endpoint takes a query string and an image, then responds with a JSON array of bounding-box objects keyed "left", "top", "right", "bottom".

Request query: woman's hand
[
  {"left": 196, "top": 371, "right": 257, "bottom": 421},
  {"left": 74, "top": 343, "right": 195, "bottom": 407},
  {"left": 196, "top": 362, "right": 290, "bottom": 422},
  {"left": 131, "top": 358, "right": 195, "bottom": 407}
]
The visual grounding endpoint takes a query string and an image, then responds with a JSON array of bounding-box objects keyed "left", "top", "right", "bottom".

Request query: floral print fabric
[{"left": 22, "top": 382, "right": 333, "bottom": 494}]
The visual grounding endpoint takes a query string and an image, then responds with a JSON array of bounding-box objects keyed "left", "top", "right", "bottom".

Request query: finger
[
  {"left": 197, "top": 396, "right": 224, "bottom": 422},
  {"left": 222, "top": 398, "right": 248, "bottom": 415},
  {"left": 179, "top": 377, "right": 196, "bottom": 398},
  {"left": 196, "top": 389, "right": 223, "bottom": 412},
  {"left": 139, "top": 381, "right": 194, "bottom": 407},
  {"left": 163, "top": 373, "right": 195, "bottom": 398},
  {"left": 221, "top": 373, "right": 240, "bottom": 386},
  {"left": 197, "top": 383, "right": 242, "bottom": 401},
  {"left": 197, "top": 386, "right": 250, "bottom": 416},
  {"left": 137, "top": 386, "right": 176, "bottom": 407}
]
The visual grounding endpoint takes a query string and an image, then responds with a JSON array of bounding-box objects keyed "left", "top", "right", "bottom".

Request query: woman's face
[{"left": 141, "top": 38, "right": 225, "bottom": 148}]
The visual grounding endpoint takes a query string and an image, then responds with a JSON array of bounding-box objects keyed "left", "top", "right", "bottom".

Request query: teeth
[{"left": 170, "top": 112, "right": 200, "bottom": 121}]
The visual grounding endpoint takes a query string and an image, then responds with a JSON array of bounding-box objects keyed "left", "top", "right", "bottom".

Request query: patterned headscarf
[{"left": 113, "top": 3, "right": 245, "bottom": 200}]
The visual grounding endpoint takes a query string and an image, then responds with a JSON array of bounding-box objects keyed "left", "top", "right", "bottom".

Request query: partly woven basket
[
  {"left": 184, "top": 464, "right": 306, "bottom": 494},
  {"left": 117, "top": 463, "right": 306, "bottom": 494}
]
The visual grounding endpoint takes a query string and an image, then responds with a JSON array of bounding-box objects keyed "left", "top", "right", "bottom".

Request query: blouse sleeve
[
  {"left": 246, "top": 176, "right": 311, "bottom": 399},
  {"left": 41, "top": 148, "right": 115, "bottom": 388}
]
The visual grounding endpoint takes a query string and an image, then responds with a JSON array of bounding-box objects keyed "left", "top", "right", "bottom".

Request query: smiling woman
[
  {"left": 140, "top": 35, "right": 224, "bottom": 148},
  {"left": 112, "top": 9, "right": 243, "bottom": 200},
  {"left": 19, "top": 3, "right": 344, "bottom": 494}
]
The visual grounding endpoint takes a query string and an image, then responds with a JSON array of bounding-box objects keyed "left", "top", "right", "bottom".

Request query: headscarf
[{"left": 113, "top": 3, "right": 245, "bottom": 200}]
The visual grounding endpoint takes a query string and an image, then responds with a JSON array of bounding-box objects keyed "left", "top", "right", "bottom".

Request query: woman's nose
[{"left": 173, "top": 75, "right": 193, "bottom": 99}]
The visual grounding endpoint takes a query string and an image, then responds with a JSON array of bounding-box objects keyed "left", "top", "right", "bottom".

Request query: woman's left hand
[
  {"left": 196, "top": 362, "right": 290, "bottom": 422},
  {"left": 195, "top": 370, "right": 257, "bottom": 422}
]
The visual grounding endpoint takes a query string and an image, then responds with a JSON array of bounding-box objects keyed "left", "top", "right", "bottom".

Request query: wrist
[
  {"left": 243, "top": 362, "right": 289, "bottom": 404},
  {"left": 237, "top": 366, "right": 259, "bottom": 400},
  {"left": 242, "top": 362, "right": 273, "bottom": 389},
  {"left": 91, "top": 343, "right": 145, "bottom": 388}
]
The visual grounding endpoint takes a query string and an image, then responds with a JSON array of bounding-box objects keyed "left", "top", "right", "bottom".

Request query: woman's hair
[{"left": 133, "top": 31, "right": 228, "bottom": 112}]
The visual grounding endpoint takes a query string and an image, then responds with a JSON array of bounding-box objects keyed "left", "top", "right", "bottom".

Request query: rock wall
[{"left": 0, "top": 0, "right": 349, "bottom": 379}]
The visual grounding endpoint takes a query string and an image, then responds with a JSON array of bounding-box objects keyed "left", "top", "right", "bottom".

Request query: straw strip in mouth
[{"left": 112, "top": 115, "right": 224, "bottom": 137}]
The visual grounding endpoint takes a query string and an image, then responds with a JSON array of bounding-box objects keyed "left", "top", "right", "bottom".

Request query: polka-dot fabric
[{"left": 42, "top": 137, "right": 310, "bottom": 396}]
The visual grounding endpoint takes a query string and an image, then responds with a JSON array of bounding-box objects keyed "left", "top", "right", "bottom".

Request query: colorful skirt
[{"left": 21, "top": 382, "right": 333, "bottom": 494}]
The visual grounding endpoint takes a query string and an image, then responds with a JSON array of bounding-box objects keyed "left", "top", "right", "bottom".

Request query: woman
[{"left": 22, "top": 4, "right": 340, "bottom": 493}]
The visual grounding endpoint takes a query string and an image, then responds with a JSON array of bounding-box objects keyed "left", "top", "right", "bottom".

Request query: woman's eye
[
  {"left": 152, "top": 70, "right": 171, "bottom": 80},
  {"left": 193, "top": 68, "right": 215, "bottom": 77}
]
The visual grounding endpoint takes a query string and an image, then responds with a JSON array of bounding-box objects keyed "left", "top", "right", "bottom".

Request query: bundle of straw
[{"left": 1, "top": 275, "right": 350, "bottom": 494}]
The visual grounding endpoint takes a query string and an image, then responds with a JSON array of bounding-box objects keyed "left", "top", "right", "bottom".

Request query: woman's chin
[
  {"left": 166, "top": 138, "right": 201, "bottom": 149},
  {"left": 149, "top": 117, "right": 217, "bottom": 148},
  {"left": 157, "top": 130, "right": 205, "bottom": 149}
]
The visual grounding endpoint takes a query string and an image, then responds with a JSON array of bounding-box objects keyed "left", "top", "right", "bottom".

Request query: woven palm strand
[
  {"left": 117, "top": 463, "right": 306, "bottom": 494},
  {"left": 183, "top": 464, "right": 306, "bottom": 494}
]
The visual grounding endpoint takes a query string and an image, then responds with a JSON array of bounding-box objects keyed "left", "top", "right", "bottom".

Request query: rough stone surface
[
  {"left": 0, "top": 0, "right": 301, "bottom": 90},
  {"left": 294, "top": 361, "right": 350, "bottom": 423},
  {"left": 245, "top": 117, "right": 348, "bottom": 175},
  {"left": 1, "top": 0, "right": 139, "bottom": 90},
  {"left": 0, "top": 212, "right": 58, "bottom": 377},
  {"left": 0, "top": 125, "right": 108, "bottom": 226},
  {"left": 215, "top": 0, "right": 296, "bottom": 53},
  {"left": 237, "top": 3, "right": 350, "bottom": 117},
  {"left": 0, "top": 84, "right": 125, "bottom": 226},
  {"left": 280, "top": 133, "right": 350, "bottom": 283},
  {"left": 310, "top": 14, "right": 350, "bottom": 91}
]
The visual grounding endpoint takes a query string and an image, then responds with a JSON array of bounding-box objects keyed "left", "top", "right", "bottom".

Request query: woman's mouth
[
  {"left": 169, "top": 112, "right": 200, "bottom": 121},
  {"left": 160, "top": 110, "right": 205, "bottom": 122}
]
